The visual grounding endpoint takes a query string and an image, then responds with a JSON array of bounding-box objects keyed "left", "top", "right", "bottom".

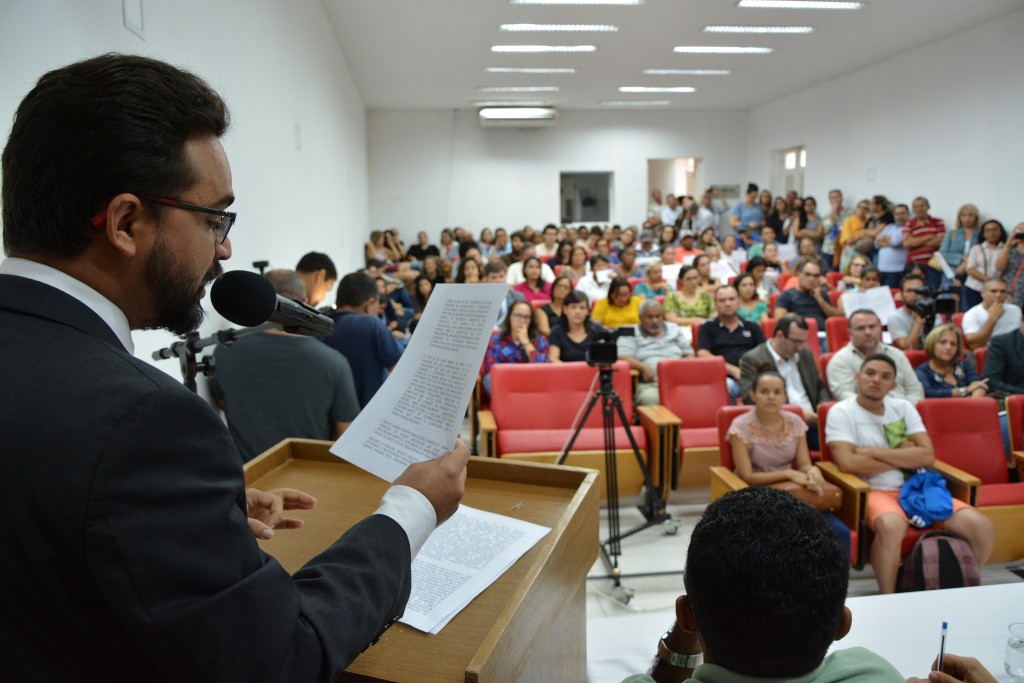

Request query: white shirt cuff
[{"left": 374, "top": 484, "right": 436, "bottom": 558}]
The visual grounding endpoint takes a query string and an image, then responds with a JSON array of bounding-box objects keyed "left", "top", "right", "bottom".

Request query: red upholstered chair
[
  {"left": 657, "top": 356, "right": 729, "bottom": 490},
  {"left": 825, "top": 316, "right": 849, "bottom": 352},
  {"left": 528, "top": 299, "right": 551, "bottom": 312},
  {"left": 917, "top": 397, "right": 1024, "bottom": 562},
  {"left": 711, "top": 404, "right": 858, "bottom": 563},
  {"left": 903, "top": 349, "right": 929, "bottom": 369},
  {"left": 828, "top": 289, "right": 843, "bottom": 307},
  {"left": 478, "top": 361, "right": 678, "bottom": 500},
  {"left": 779, "top": 274, "right": 796, "bottom": 290},
  {"left": 819, "top": 352, "right": 835, "bottom": 395},
  {"left": 553, "top": 264, "right": 563, "bottom": 277},
  {"left": 1008, "top": 394, "right": 1024, "bottom": 457},
  {"left": 826, "top": 272, "right": 844, "bottom": 289},
  {"left": 952, "top": 312, "right": 968, "bottom": 349},
  {"left": 769, "top": 291, "right": 781, "bottom": 316},
  {"left": 760, "top": 317, "right": 821, "bottom": 362},
  {"left": 628, "top": 277, "right": 644, "bottom": 292},
  {"left": 974, "top": 346, "right": 988, "bottom": 374}
]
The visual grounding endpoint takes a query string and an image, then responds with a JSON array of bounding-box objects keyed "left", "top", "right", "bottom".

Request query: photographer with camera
[
  {"left": 996, "top": 222, "right": 1024, "bottom": 310},
  {"left": 618, "top": 299, "right": 695, "bottom": 405},
  {"left": 890, "top": 273, "right": 932, "bottom": 350}
]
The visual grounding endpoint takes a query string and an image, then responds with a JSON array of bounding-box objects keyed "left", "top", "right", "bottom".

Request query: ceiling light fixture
[
  {"left": 478, "top": 107, "right": 558, "bottom": 120},
  {"left": 704, "top": 25, "right": 813, "bottom": 33},
  {"left": 674, "top": 46, "right": 773, "bottom": 54},
  {"left": 511, "top": 0, "right": 642, "bottom": 5},
  {"left": 618, "top": 86, "right": 695, "bottom": 93},
  {"left": 500, "top": 23, "right": 618, "bottom": 32},
  {"left": 476, "top": 86, "right": 561, "bottom": 93},
  {"left": 600, "top": 100, "right": 671, "bottom": 106},
  {"left": 492, "top": 45, "right": 597, "bottom": 53},
  {"left": 643, "top": 69, "right": 730, "bottom": 76},
  {"left": 737, "top": 0, "right": 862, "bottom": 9},
  {"left": 471, "top": 100, "right": 548, "bottom": 106},
  {"left": 484, "top": 67, "right": 576, "bottom": 74}
]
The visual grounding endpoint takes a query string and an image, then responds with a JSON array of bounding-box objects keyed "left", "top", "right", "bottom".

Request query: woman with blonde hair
[{"left": 940, "top": 203, "right": 981, "bottom": 310}]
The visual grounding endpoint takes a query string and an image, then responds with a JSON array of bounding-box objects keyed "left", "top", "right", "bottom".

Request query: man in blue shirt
[
  {"left": 324, "top": 272, "right": 404, "bottom": 407},
  {"left": 729, "top": 183, "right": 764, "bottom": 249}
]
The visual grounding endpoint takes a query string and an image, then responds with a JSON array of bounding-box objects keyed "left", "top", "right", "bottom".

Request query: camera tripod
[{"left": 557, "top": 362, "right": 677, "bottom": 603}]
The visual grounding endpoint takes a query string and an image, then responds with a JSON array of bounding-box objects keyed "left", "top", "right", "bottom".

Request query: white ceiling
[{"left": 323, "top": 0, "right": 1024, "bottom": 111}]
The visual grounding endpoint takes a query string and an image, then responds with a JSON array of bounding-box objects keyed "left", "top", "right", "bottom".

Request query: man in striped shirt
[{"left": 902, "top": 196, "right": 946, "bottom": 291}]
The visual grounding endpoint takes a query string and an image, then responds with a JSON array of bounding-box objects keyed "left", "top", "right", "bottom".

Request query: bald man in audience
[{"left": 210, "top": 269, "right": 360, "bottom": 461}]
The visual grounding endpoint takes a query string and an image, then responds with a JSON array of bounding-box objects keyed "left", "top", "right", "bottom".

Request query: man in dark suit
[
  {"left": 739, "top": 314, "right": 831, "bottom": 450},
  {"left": 0, "top": 54, "right": 467, "bottom": 682},
  {"left": 985, "top": 322, "right": 1024, "bottom": 396}
]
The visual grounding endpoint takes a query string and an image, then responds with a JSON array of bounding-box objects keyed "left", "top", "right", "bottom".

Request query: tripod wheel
[
  {"left": 611, "top": 584, "right": 635, "bottom": 605},
  {"left": 663, "top": 519, "right": 679, "bottom": 536}
]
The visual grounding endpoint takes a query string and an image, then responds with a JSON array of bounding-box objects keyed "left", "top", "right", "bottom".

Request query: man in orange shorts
[{"left": 826, "top": 354, "right": 994, "bottom": 593}]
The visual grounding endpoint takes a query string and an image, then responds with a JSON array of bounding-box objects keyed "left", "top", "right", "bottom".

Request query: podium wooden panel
[{"left": 244, "top": 439, "right": 599, "bottom": 683}]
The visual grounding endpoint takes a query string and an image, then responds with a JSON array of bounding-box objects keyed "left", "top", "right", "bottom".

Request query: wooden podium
[{"left": 244, "top": 439, "right": 599, "bottom": 683}]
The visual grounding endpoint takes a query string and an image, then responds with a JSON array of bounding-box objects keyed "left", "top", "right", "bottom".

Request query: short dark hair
[
  {"left": 335, "top": 272, "right": 378, "bottom": 308},
  {"left": 483, "top": 260, "right": 507, "bottom": 277},
  {"left": 775, "top": 313, "right": 808, "bottom": 338},
  {"left": 848, "top": 308, "right": 881, "bottom": 326},
  {"left": 861, "top": 352, "right": 897, "bottom": 375},
  {"left": 745, "top": 256, "right": 767, "bottom": 273},
  {"left": 3, "top": 54, "right": 229, "bottom": 257},
  {"left": 295, "top": 252, "right": 337, "bottom": 281},
  {"left": 900, "top": 272, "right": 926, "bottom": 290},
  {"left": 746, "top": 183, "right": 759, "bottom": 195},
  {"left": 684, "top": 488, "right": 848, "bottom": 677},
  {"left": 458, "top": 239, "right": 480, "bottom": 261}
]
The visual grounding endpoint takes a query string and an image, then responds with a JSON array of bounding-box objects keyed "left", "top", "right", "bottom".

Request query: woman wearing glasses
[{"left": 482, "top": 300, "right": 549, "bottom": 395}]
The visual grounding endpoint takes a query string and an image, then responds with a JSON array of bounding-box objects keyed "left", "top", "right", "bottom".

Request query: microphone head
[{"left": 210, "top": 271, "right": 276, "bottom": 327}]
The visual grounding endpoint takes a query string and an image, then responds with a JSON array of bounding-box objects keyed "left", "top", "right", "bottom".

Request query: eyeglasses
[
  {"left": 143, "top": 196, "right": 235, "bottom": 244},
  {"left": 784, "top": 335, "right": 808, "bottom": 346}
]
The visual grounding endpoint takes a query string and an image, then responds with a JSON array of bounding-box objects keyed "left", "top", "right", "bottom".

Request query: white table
[{"left": 587, "top": 583, "right": 1024, "bottom": 682}]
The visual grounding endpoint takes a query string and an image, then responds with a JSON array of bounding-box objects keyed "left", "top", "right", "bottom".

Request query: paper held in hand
[
  {"left": 330, "top": 283, "right": 506, "bottom": 481},
  {"left": 328, "top": 283, "right": 551, "bottom": 634}
]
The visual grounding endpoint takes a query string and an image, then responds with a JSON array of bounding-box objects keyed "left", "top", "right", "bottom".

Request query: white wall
[
  {"left": 745, "top": 7, "right": 1024, "bottom": 226},
  {"left": 0, "top": 0, "right": 370, "bottom": 375},
  {"left": 367, "top": 108, "right": 749, "bottom": 236}
]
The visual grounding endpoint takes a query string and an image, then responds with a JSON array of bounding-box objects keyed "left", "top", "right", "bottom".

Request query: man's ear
[
  {"left": 102, "top": 193, "right": 147, "bottom": 258},
  {"left": 676, "top": 595, "right": 699, "bottom": 632},
  {"left": 834, "top": 606, "right": 852, "bottom": 641}
]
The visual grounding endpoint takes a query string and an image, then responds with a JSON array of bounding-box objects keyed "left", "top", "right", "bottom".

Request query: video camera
[
  {"left": 907, "top": 285, "right": 958, "bottom": 319},
  {"left": 586, "top": 327, "right": 635, "bottom": 367}
]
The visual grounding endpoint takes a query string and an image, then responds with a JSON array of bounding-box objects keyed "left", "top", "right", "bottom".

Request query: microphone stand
[{"left": 152, "top": 323, "right": 274, "bottom": 393}]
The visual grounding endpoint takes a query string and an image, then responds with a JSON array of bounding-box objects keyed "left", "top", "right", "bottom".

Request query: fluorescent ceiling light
[
  {"left": 738, "top": 0, "right": 862, "bottom": 8},
  {"left": 704, "top": 25, "right": 813, "bottom": 33},
  {"left": 501, "top": 24, "right": 618, "bottom": 32},
  {"left": 479, "top": 107, "right": 557, "bottom": 120},
  {"left": 484, "top": 67, "right": 576, "bottom": 74},
  {"left": 477, "top": 86, "right": 561, "bottom": 93},
  {"left": 674, "top": 46, "right": 773, "bottom": 54},
  {"left": 643, "top": 69, "right": 730, "bottom": 76},
  {"left": 471, "top": 100, "right": 548, "bottom": 106},
  {"left": 619, "top": 86, "right": 695, "bottom": 93},
  {"left": 511, "top": 0, "right": 642, "bottom": 5},
  {"left": 601, "top": 100, "right": 671, "bottom": 106},
  {"left": 492, "top": 45, "right": 597, "bottom": 53}
]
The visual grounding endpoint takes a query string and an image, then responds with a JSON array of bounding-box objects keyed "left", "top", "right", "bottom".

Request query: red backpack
[{"left": 897, "top": 531, "right": 980, "bottom": 592}]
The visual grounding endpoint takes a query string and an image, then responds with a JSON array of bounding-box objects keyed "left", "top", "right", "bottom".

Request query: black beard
[{"left": 142, "top": 234, "right": 222, "bottom": 336}]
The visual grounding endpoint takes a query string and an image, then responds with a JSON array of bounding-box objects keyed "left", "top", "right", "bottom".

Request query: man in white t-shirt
[
  {"left": 962, "top": 278, "right": 1023, "bottom": 349},
  {"left": 661, "top": 194, "right": 683, "bottom": 228},
  {"left": 826, "top": 354, "right": 994, "bottom": 594}
]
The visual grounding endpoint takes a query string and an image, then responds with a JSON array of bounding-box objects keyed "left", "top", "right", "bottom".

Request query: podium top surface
[{"left": 244, "top": 439, "right": 598, "bottom": 683}]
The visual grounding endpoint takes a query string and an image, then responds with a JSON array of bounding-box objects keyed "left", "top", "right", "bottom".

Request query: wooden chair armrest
[
  {"left": 817, "top": 462, "right": 869, "bottom": 493},
  {"left": 478, "top": 410, "right": 497, "bottom": 459},
  {"left": 637, "top": 404, "right": 681, "bottom": 428},
  {"left": 1013, "top": 451, "right": 1024, "bottom": 479},
  {"left": 637, "top": 405, "right": 681, "bottom": 495},
  {"left": 934, "top": 460, "right": 981, "bottom": 504},
  {"left": 630, "top": 368, "right": 639, "bottom": 396},
  {"left": 709, "top": 466, "right": 747, "bottom": 502},
  {"left": 818, "top": 461, "right": 867, "bottom": 533}
]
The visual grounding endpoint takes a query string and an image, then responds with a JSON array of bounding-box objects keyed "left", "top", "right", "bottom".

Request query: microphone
[{"left": 210, "top": 271, "right": 334, "bottom": 336}]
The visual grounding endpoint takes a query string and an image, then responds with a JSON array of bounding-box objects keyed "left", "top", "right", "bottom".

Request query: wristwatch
[
  {"left": 956, "top": 387, "right": 968, "bottom": 397},
  {"left": 657, "top": 633, "right": 703, "bottom": 669}
]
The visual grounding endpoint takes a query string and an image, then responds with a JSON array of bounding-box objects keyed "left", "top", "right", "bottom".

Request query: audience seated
[
  {"left": 412, "top": 274, "right": 433, "bottom": 320},
  {"left": 634, "top": 262, "right": 672, "bottom": 299},
  {"left": 915, "top": 324, "right": 988, "bottom": 398},
  {"left": 548, "top": 291, "right": 605, "bottom": 363},
  {"left": 984, "top": 319, "right": 1024, "bottom": 397},
  {"left": 454, "top": 256, "right": 481, "bottom": 283},
  {"left": 775, "top": 258, "right": 841, "bottom": 328},
  {"left": 506, "top": 244, "right": 555, "bottom": 285},
  {"left": 826, "top": 354, "right": 994, "bottom": 594},
  {"left": 664, "top": 265, "right": 714, "bottom": 327},
  {"left": 482, "top": 300, "right": 549, "bottom": 395},
  {"left": 826, "top": 309, "right": 924, "bottom": 403},
  {"left": 962, "top": 278, "right": 1022, "bottom": 349},
  {"left": 618, "top": 299, "right": 694, "bottom": 405},
  {"left": 592, "top": 276, "right": 641, "bottom": 329},
  {"left": 614, "top": 245, "right": 644, "bottom": 280},
  {"left": 295, "top": 251, "right": 338, "bottom": 309},
  {"left": 624, "top": 487, "right": 904, "bottom": 683},
  {"left": 745, "top": 256, "right": 778, "bottom": 303},
  {"left": 734, "top": 273, "right": 768, "bottom": 323},
  {"left": 210, "top": 270, "right": 360, "bottom": 462},
  {"left": 889, "top": 272, "right": 932, "bottom": 351},
  {"left": 323, "top": 272, "right": 405, "bottom": 408},
  {"left": 692, "top": 254, "right": 720, "bottom": 295},
  {"left": 576, "top": 254, "right": 613, "bottom": 305},
  {"left": 511, "top": 256, "right": 552, "bottom": 303},
  {"left": 405, "top": 230, "right": 440, "bottom": 263},
  {"left": 696, "top": 285, "right": 765, "bottom": 403},
  {"left": 535, "top": 224, "right": 560, "bottom": 260},
  {"left": 740, "top": 314, "right": 830, "bottom": 450}
]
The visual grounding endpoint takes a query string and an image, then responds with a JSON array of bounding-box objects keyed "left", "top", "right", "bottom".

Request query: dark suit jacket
[
  {"left": 738, "top": 342, "right": 831, "bottom": 408},
  {"left": 0, "top": 275, "right": 411, "bottom": 682},
  {"left": 984, "top": 328, "right": 1024, "bottom": 394}
]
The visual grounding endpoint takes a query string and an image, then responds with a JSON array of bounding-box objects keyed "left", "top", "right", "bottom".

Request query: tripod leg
[
  {"left": 610, "top": 396, "right": 667, "bottom": 521},
  {"left": 556, "top": 391, "right": 602, "bottom": 466}
]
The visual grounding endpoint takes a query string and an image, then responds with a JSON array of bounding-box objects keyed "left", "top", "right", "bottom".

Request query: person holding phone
[{"left": 996, "top": 222, "right": 1024, "bottom": 310}]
